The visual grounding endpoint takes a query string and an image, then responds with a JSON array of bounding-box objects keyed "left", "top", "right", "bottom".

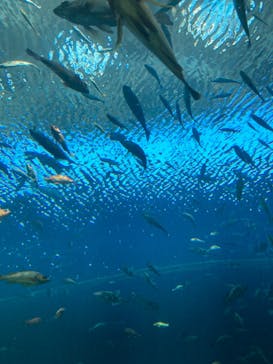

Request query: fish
[
  {"left": 252, "top": 14, "right": 268, "bottom": 26},
  {"left": 94, "top": 122, "right": 105, "bottom": 133},
  {"left": 50, "top": 125, "right": 71, "bottom": 155},
  {"left": 122, "top": 85, "right": 150, "bottom": 141},
  {"left": 190, "top": 237, "right": 206, "bottom": 243},
  {"left": 143, "top": 272, "right": 157, "bottom": 288},
  {"left": 225, "top": 284, "right": 247, "bottom": 304},
  {"left": 44, "top": 174, "right": 74, "bottom": 184},
  {"left": 20, "top": 0, "right": 41, "bottom": 9},
  {"left": 171, "top": 284, "right": 184, "bottom": 292},
  {"left": 25, "top": 317, "right": 42, "bottom": 326},
  {"left": 29, "top": 129, "right": 72, "bottom": 161},
  {"left": 93, "top": 290, "right": 123, "bottom": 305},
  {"left": 159, "top": 95, "right": 174, "bottom": 117},
  {"left": 175, "top": 100, "right": 184, "bottom": 127},
  {"left": 258, "top": 139, "right": 273, "bottom": 150},
  {"left": 110, "top": 132, "right": 147, "bottom": 168},
  {"left": 236, "top": 174, "right": 244, "bottom": 201},
  {"left": 182, "top": 212, "right": 196, "bottom": 226},
  {"left": 26, "top": 48, "right": 91, "bottom": 96},
  {"left": 219, "top": 128, "right": 240, "bottom": 133},
  {"left": 211, "top": 92, "right": 233, "bottom": 99},
  {"left": 153, "top": 321, "right": 169, "bottom": 328},
  {"left": 0, "top": 271, "right": 49, "bottom": 286},
  {"left": 184, "top": 85, "right": 194, "bottom": 120},
  {"left": 53, "top": 0, "right": 117, "bottom": 30},
  {"left": 144, "top": 64, "right": 162, "bottom": 87},
  {"left": 26, "top": 163, "right": 39, "bottom": 187},
  {"left": 247, "top": 122, "right": 257, "bottom": 131},
  {"left": 232, "top": 145, "right": 255, "bottom": 166},
  {"left": 20, "top": 8, "right": 39, "bottom": 36},
  {"left": 0, "top": 208, "right": 11, "bottom": 222},
  {"left": 240, "top": 71, "right": 264, "bottom": 102},
  {"left": 106, "top": 113, "right": 129, "bottom": 130},
  {"left": 207, "top": 244, "right": 221, "bottom": 252},
  {"left": 124, "top": 327, "right": 141, "bottom": 337},
  {"left": 108, "top": 0, "right": 201, "bottom": 100},
  {"left": 143, "top": 213, "right": 168, "bottom": 234},
  {"left": 25, "top": 151, "right": 68, "bottom": 172},
  {"left": 55, "top": 307, "right": 66, "bottom": 319},
  {"left": 192, "top": 127, "right": 201, "bottom": 147},
  {"left": 0, "top": 60, "right": 39, "bottom": 70},
  {"left": 146, "top": 263, "right": 160, "bottom": 276},
  {"left": 0, "top": 160, "right": 12, "bottom": 179},
  {"left": 211, "top": 77, "right": 240, "bottom": 84},
  {"left": 99, "top": 157, "right": 119, "bottom": 166},
  {"left": 233, "top": 0, "right": 251, "bottom": 46},
  {"left": 250, "top": 114, "right": 273, "bottom": 132}
]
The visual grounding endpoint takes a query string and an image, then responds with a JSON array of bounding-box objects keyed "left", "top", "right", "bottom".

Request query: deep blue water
[{"left": 1, "top": 0, "right": 273, "bottom": 363}]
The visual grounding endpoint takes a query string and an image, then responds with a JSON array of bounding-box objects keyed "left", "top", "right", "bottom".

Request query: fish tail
[
  {"left": 26, "top": 48, "right": 41, "bottom": 61},
  {"left": 184, "top": 82, "right": 201, "bottom": 101},
  {"left": 146, "top": 129, "right": 151, "bottom": 141}
]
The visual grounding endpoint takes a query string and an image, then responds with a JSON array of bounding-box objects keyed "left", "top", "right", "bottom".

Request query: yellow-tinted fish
[
  {"left": 44, "top": 174, "right": 74, "bottom": 184},
  {"left": 0, "top": 271, "right": 49, "bottom": 286},
  {"left": 0, "top": 208, "right": 11, "bottom": 222},
  {"left": 153, "top": 321, "right": 169, "bottom": 328}
]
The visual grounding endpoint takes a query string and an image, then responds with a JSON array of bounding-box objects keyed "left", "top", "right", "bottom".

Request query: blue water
[{"left": 1, "top": 0, "right": 273, "bottom": 363}]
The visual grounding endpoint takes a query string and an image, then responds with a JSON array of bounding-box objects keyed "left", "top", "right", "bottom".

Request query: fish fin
[
  {"left": 26, "top": 48, "right": 41, "bottom": 61},
  {"left": 184, "top": 82, "right": 201, "bottom": 101}
]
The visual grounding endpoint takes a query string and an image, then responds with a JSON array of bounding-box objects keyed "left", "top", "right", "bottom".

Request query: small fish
[
  {"left": 207, "top": 244, "right": 221, "bottom": 252},
  {"left": 182, "top": 212, "right": 196, "bottom": 226},
  {"left": 0, "top": 60, "right": 39, "bottom": 70},
  {"left": 175, "top": 100, "right": 184, "bottom": 127},
  {"left": 232, "top": 145, "right": 255, "bottom": 166},
  {"left": 211, "top": 92, "right": 233, "bottom": 99},
  {"left": 99, "top": 157, "right": 119, "bottom": 166},
  {"left": 247, "top": 122, "right": 257, "bottom": 131},
  {"left": 64, "top": 277, "right": 77, "bottom": 284},
  {"left": 171, "top": 284, "right": 184, "bottom": 292},
  {"left": 211, "top": 77, "right": 240, "bottom": 84},
  {"left": 192, "top": 127, "right": 201, "bottom": 147},
  {"left": 236, "top": 174, "right": 244, "bottom": 201},
  {"left": 55, "top": 307, "right": 66, "bottom": 319},
  {"left": 26, "top": 48, "right": 90, "bottom": 95},
  {"left": 110, "top": 132, "right": 147, "bottom": 169},
  {"left": 159, "top": 95, "right": 174, "bottom": 117},
  {"left": 106, "top": 113, "right": 128, "bottom": 130},
  {"left": 124, "top": 327, "right": 141, "bottom": 337},
  {"left": 210, "top": 231, "right": 219, "bottom": 236},
  {"left": 219, "top": 128, "right": 240, "bottom": 133},
  {"left": 153, "top": 321, "right": 169, "bottom": 328},
  {"left": 258, "top": 139, "right": 273, "bottom": 150},
  {"left": 89, "top": 322, "right": 107, "bottom": 331},
  {"left": 29, "top": 129, "right": 72, "bottom": 161},
  {"left": 25, "top": 317, "right": 42, "bottom": 326},
  {"left": 144, "top": 64, "right": 162, "bottom": 87},
  {"left": 20, "top": 0, "right": 41, "bottom": 9},
  {"left": 94, "top": 123, "right": 105, "bottom": 133},
  {"left": 143, "top": 272, "right": 157, "bottom": 288},
  {"left": 190, "top": 237, "right": 205, "bottom": 243},
  {"left": 122, "top": 86, "right": 150, "bottom": 141},
  {"left": 44, "top": 174, "right": 74, "bottom": 184},
  {"left": 50, "top": 125, "right": 71, "bottom": 155},
  {"left": 147, "top": 263, "right": 160, "bottom": 276},
  {"left": 94, "top": 290, "right": 123, "bottom": 305},
  {"left": 26, "top": 163, "right": 39, "bottom": 187},
  {"left": 250, "top": 114, "right": 273, "bottom": 132},
  {"left": 143, "top": 213, "right": 168, "bottom": 234},
  {"left": 0, "top": 208, "right": 11, "bottom": 222},
  {"left": 0, "top": 271, "right": 49, "bottom": 286},
  {"left": 233, "top": 0, "right": 251, "bottom": 46},
  {"left": 20, "top": 8, "right": 39, "bottom": 36},
  {"left": 240, "top": 71, "right": 264, "bottom": 102}
]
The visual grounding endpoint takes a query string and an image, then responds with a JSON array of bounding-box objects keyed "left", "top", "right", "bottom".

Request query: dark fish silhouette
[
  {"left": 143, "top": 213, "right": 168, "bottom": 234},
  {"left": 29, "top": 129, "right": 72, "bottom": 161},
  {"left": 0, "top": 160, "right": 12, "bottom": 179},
  {"left": 192, "top": 127, "right": 201, "bottom": 147},
  {"left": 211, "top": 77, "right": 240, "bottom": 84},
  {"left": 109, "top": 0, "right": 201, "bottom": 100},
  {"left": 175, "top": 100, "right": 184, "bottom": 127},
  {"left": 106, "top": 113, "right": 128, "bottom": 130},
  {"left": 211, "top": 92, "right": 233, "bottom": 99},
  {"left": 219, "top": 128, "right": 240, "bottom": 133},
  {"left": 122, "top": 85, "right": 150, "bottom": 141},
  {"left": 159, "top": 95, "right": 174, "bottom": 117},
  {"left": 99, "top": 157, "right": 119, "bottom": 166},
  {"left": 146, "top": 263, "right": 160, "bottom": 276},
  {"left": 50, "top": 125, "right": 71, "bottom": 155},
  {"left": 232, "top": 145, "right": 255, "bottom": 166},
  {"left": 240, "top": 71, "right": 264, "bottom": 102},
  {"left": 247, "top": 122, "right": 257, "bottom": 131},
  {"left": 144, "top": 64, "right": 162, "bottom": 87},
  {"left": 258, "top": 139, "right": 273, "bottom": 150},
  {"left": 250, "top": 114, "right": 273, "bottom": 132},
  {"left": 110, "top": 132, "right": 147, "bottom": 168},
  {"left": 233, "top": 0, "right": 251, "bottom": 46},
  {"left": 25, "top": 151, "right": 67, "bottom": 172}
]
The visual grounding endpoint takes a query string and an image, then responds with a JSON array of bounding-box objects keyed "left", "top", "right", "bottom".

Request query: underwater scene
[{"left": 0, "top": 0, "right": 273, "bottom": 363}]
